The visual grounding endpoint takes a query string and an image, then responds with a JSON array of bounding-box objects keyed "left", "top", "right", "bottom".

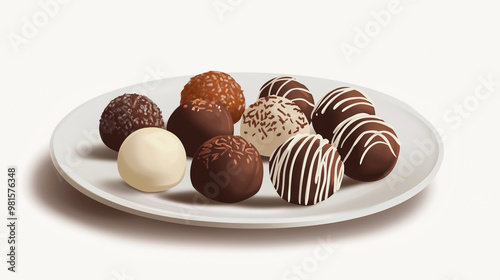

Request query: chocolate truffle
[
  {"left": 240, "top": 96, "right": 310, "bottom": 157},
  {"left": 331, "top": 113, "right": 400, "bottom": 181},
  {"left": 259, "top": 76, "right": 315, "bottom": 122},
  {"left": 180, "top": 71, "right": 245, "bottom": 124},
  {"left": 312, "top": 87, "right": 375, "bottom": 140},
  {"left": 99, "top": 93, "right": 165, "bottom": 152},
  {"left": 117, "top": 128, "right": 186, "bottom": 192},
  {"left": 167, "top": 99, "right": 234, "bottom": 157},
  {"left": 269, "top": 134, "right": 344, "bottom": 206},
  {"left": 190, "top": 135, "right": 263, "bottom": 203}
]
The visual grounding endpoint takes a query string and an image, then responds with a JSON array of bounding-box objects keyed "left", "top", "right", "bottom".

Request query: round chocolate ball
[
  {"left": 117, "top": 128, "right": 186, "bottom": 192},
  {"left": 99, "top": 93, "right": 165, "bottom": 152},
  {"left": 331, "top": 113, "right": 400, "bottom": 181},
  {"left": 269, "top": 134, "right": 344, "bottom": 206},
  {"left": 167, "top": 99, "right": 234, "bottom": 157},
  {"left": 312, "top": 87, "right": 375, "bottom": 140},
  {"left": 180, "top": 71, "right": 245, "bottom": 124},
  {"left": 190, "top": 135, "right": 263, "bottom": 203},
  {"left": 259, "top": 76, "right": 315, "bottom": 122},
  {"left": 240, "top": 96, "right": 310, "bottom": 157}
]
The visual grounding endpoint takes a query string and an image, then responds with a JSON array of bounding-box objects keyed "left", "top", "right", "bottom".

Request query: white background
[{"left": 1, "top": 0, "right": 500, "bottom": 279}]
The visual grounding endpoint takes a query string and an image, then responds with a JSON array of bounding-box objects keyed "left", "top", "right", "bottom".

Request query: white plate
[{"left": 50, "top": 73, "right": 443, "bottom": 228}]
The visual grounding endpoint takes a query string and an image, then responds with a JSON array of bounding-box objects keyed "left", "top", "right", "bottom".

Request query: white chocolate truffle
[
  {"left": 117, "top": 127, "right": 186, "bottom": 192},
  {"left": 240, "top": 96, "right": 310, "bottom": 157}
]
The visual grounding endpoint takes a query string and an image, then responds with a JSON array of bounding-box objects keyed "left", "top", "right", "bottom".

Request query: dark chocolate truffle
[
  {"left": 190, "top": 135, "right": 263, "bottom": 203},
  {"left": 99, "top": 93, "right": 165, "bottom": 151},
  {"left": 180, "top": 71, "right": 245, "bottom": 124},
  {"left": 269, "top": 134, "right": 344, "bottom": 206},
  {"left": 331, "top": 113, "right": 400, "bottom": 181},
  {"left": 167, "top": 99, "right": 234, "bottom": 157},
  {"left": 259, "top": 76, "right": 315, "bottom": 122},
  {"left": 312, "top": 87, "right": 375, "bottom": 140}
]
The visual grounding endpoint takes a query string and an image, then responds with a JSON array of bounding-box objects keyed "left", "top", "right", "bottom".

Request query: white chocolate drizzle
[
  {"left": 314, "top": 87, "right": 374, "bottom": 115},
  {"left": 331, "top": 113, "right": 400, "bottom": 165},
  {"left": 269, "top": 134, "right": 344, "bottom": 205},
  {"left": 260, "top": 76, "right": 315, "bottom": 107}
]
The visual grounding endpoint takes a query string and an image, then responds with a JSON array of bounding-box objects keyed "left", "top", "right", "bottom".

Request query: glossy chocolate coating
[
  {"left": 312, "top": 87, "right": 375, "bottom": 140},
  {"left": 190, "top": 135, "right": 263, "bottom": 203},
  {"left": 331, "top": 114, "right": 400, "bottom": 181},
  {"left": 269, "top": 134, "right": 344, "bottom": 206},
  {"left": 167, "top": 99, "right": 234, "bottom": 157}
]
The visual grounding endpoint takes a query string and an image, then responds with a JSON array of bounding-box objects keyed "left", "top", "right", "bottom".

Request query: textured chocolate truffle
[
  {"left": 167, "top": 99, "right": 234, "bottom": 157},
  {"left": 269, "top": 134, "right": 344, "bottom": 206},
  {"left": 331, "top": 113, "right": 400, "bottom": 181},
  {"left": 259, "top": 76, "right": 315, "bottom": 122},
  {"left": 190, "top": 135, "right": 263, "bottom": 203},
  {"left": 312, "top": 87, "right": 375, "bottom": 140},
  {"left": 180, "top": 71, "right": 245, "bottom": 124},
  {"left": 99, "top": 93, "right": 165, "bottom": 152},
  {"left": 240, "top": 96, "right": 310, "bottom": 157}
]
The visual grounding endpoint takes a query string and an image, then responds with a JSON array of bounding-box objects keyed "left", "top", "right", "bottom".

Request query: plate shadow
[
  {"left": 161, "top": 190, "right": 297, "bottom": 209},
  {"left": 32, "top": 151, "right": 433, "bottom": 249},
  {"left": 84, "top": 144, "right": 117, "bottom": 161}
]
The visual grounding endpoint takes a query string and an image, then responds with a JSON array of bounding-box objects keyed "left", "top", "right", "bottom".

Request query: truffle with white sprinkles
[
  {"left": 259, "top": 76, "right": 315, "bottom": 122},
  {"left": 99, "top": 93, "right": 165, "bottom": 152},
  {"left": 269, "top": 134, "right": 344, "bottom": 206},
  {"left": 240, "top": 96, "right": 310, "bottom": 157},
  {"left": 190, "top": 135, "right": 263, "bottom": 203}
]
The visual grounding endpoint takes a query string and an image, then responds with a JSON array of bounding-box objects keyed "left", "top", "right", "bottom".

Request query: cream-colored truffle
[
  {"left": 240, "top": 96, "right": 310, "bottom": 157},
  {"left": 117, "top": 127, "right": 186, "bottom": 192}
]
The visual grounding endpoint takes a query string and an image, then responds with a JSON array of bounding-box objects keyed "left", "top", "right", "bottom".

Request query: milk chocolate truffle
[
  {"left": 259, "top": 76, "right": 315, "bottom": 122},
  {"left": 190, "top": 135, "right": 263, "bottom": 203},
  {"left": 180, "top": 71, "right": 245, "bottom": 124},
  {"left": 117, "top": 128, "right": 186, "bottom": 192},
  {"left": 240, "top": 96, "right": 310, "bottom": 157},
  {"left": 331, "top": 113, "right": 400, "bottom": 181},
  {"left": 269, "top": 134, "right": 344, "bottom": 206},
  {"left": 99, "top": 93, "right": 165, "bottom": 152},
  {"left": 312, "top": 87, "right": 375, "bottom": 140},
  {"left": 167, "top": 99, "right": 234, "bottom": 157}
]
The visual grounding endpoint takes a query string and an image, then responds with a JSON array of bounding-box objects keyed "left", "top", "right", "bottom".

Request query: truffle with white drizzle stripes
[
  {"left": 312, "top": 87, "right": 375, "bottom": 140},
  {"left": 269, "top": 134, "right": 344, "bottom": 206},
  {"left": 331, "top": 113, "right": 400, "bottom": 181},
  {"left": 259, "top": 76, "right": 315, "bottom": 123}
]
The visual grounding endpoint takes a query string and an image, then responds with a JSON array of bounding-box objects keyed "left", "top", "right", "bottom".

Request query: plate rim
[{"left": 49, "top": 72, "right": 444, "bottom": 229}]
